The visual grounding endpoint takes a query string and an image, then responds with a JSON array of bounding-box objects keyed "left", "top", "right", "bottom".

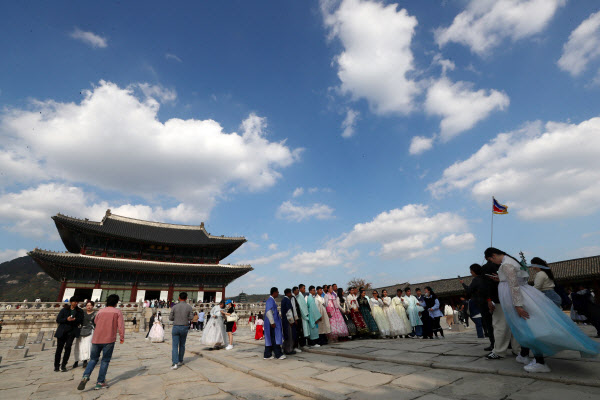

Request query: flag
[{"left": 493, "top": 197, "right": 508, "bottom": 214}]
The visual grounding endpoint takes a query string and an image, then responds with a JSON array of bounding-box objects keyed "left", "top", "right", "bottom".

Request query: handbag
[{"left": 226, "top": 312, "right": 238, "bottom": 322}]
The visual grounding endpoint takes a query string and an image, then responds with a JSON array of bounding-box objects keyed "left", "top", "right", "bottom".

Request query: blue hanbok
[
  {"left": 306, "top": 294, "right": 321, "bottom": 340},
  {"left": 264, "top": 296, "right": 283, "bottom": 347},
  {"left": 499, "top": 256, "right": 600, "bottom": 358}
]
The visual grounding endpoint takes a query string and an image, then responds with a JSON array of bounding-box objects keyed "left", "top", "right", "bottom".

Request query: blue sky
[{"left": 1, "top": 0, "right": 599, "bottom": 295}]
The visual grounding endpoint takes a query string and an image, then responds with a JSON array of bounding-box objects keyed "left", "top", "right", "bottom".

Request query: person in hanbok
[
  {"left": 306, "top": 286, "right": 322, "bottom": 347},
  {"left": 369, "top": 290, "right": 390, "bottom": 338},
  {"left": 424, "top": 287, "right": 444, "bottom": 338},
  {"left": 391, "top": 289, "right": 413, "bottom": 337},
  {"left": 325, "top": 285, "right": 349, "bottom": 342},
  {"left": 290, "top": 288, "right": 304, "bottom": 352},
  {"left": 485, "top": 248, "right": 600, "bottom": 373},
  {"left": 73, "top": 301, "right": 96, "bottom": 368},
  {"left": 264, "top": 287, "right": 285, "bottom": 360},
  {"left": 347, "top": 287, "right": 370, "bottom": 337},
  {"left": 281, "top": 288, "right": 298, "bottom": 355},
  {"left": 402, "top": 288, "right": 423, "bottom": 337},
  {"left": 530, "top": 257, "right": 562, "bottom": 309},
  {"left": 337, "top": 288, "right": 357, "bottom": 338},
  {"left": 255, "top": 314, "right": 264, "bottom": 340},
  {"left": 148, "top": 311, "right": 165, "bottom": 343},
  {"left": 358, "top": 289, "right": 379, "bottom": 337},
  {"left": 201, "top": 301, "right": 228, "bottom": 349},
  {"left": 249, "top": 313, "right": 256, "bottom": 332},
  {"left": 295, "top": 285, "right": 311, "bottom": 348},
  {"left": 381, "top": 290, "right": 404, "bottom": 338},
  {"left": 315, "top": 286, "right": 331, "bottom": 344}
]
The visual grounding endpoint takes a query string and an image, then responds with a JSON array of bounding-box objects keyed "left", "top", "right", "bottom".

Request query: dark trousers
[
  {"left": 199, "top": 321, "right": 204, "bottom": 331},
  {"left": 432, "top": 316, "right": 444, "bottom": 337},
  {"left": 264, "top": 326, "right": 282, "bottom": 358},
  {"left": 480, "top": 306, "right": 494, "bottom": 346},
  {"left": 472, "top": 317, "right": 484, "bottom": 338},
  {"left": 55, "top": 335, "right": 76, "bottom": 368},
  {"left": 319, "top": 333, "right": 328, "bottom": 345}
]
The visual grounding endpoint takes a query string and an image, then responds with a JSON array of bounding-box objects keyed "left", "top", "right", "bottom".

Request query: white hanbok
[
  {"left": 148, "top": 315, "right": 165, "bottom": 343},
  {"left": 391, "top": 296, "right": 413, "bottom": 335},
  {"left": 382, "top": 296, "right": 408, "bottom": 336},
  {"left": 201, "top": 305, "right": 228, "bottom": 347},
  {"left": 369, "top": 298, "right": 391, "bottom": 337}
]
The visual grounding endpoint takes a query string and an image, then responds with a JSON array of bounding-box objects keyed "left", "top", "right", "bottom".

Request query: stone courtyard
[{"left": 1, "top": 324, "right": 600, "bottom": 400}]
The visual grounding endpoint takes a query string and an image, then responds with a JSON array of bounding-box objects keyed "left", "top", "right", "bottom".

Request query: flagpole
[{"left": 491, "top": 197, "right": 494, "bottom": 247}]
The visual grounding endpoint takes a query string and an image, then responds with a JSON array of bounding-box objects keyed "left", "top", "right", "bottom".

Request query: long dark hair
[
  {"left": 484, "top": 247, "right": 521, "bottom": 265},
  {"left": 337, "top": 288, "right": 345, "bottom": 304},
  {"left": 531, "top": 257, "right": 554, "bottom": 281}
]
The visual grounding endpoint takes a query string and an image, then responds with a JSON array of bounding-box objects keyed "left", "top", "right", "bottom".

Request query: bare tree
[{"left": 346, "top": 277, "right": 372, "bottom": 290}]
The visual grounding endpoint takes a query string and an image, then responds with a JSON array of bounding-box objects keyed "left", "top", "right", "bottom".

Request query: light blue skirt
[
  {"left": 499, "top": 280, "right": 600, "bottom": 358},
  {"left": 542, "top": 289, "right": 563, "bottom": 309}
]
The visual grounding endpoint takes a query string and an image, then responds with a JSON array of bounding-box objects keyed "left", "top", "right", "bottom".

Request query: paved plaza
[{"left": 1, "top": 325, "right": 600, "bottom": 400}]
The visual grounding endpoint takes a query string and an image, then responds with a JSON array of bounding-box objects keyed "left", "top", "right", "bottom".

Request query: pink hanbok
[{"left": 326, "top": 292, "right": 349, "bottom": 341}]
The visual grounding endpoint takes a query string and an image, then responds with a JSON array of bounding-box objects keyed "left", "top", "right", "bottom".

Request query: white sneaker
[
  {"left": 171, "top": 364, "right": 178, "bottom": 370},
  {"left": 277, "top": 355, "right": 287, "bottom": 360},
  {"left": 295, "top": 348, "right": 302, "bottom": 353},
  {"left": 515, "top": 355, "right": 530, "bottom": 364},
  {"left": 225, "top": 345, "right": 233, "bottom": 350},
  {"left": 524, "top": 362, "right": 551, "bottom": 373},
  {"left": 263, "top": 355, "right": 275, "bottom": 360},
  {"left": 311, "top": 344, "right": 320, "bottom": 348}
]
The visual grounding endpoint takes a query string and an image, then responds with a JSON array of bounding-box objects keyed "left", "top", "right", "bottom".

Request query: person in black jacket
[
  {"left": 480, "top": 260, "right": 500, "bottom": 351},
  {"left": 460, "top": 264, "right": 488, "bottom": 340},
  {"left": 54, "top": 296, "right": 84, "bottom": 372}
]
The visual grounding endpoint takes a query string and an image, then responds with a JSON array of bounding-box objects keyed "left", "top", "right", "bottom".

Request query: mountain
[{"left": 0, "top": 256, "right": 59, "bottom": 301}]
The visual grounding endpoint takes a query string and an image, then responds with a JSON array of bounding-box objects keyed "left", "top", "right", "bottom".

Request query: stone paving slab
[
  {"left": 507, "top": 380, "right": 600, "bottom": 400},
  {"left": 433, "top": 373, "right": 533, "bottom": 400},
  {"left": 390, "top": 369, "right": 471, "bottom": 391}
]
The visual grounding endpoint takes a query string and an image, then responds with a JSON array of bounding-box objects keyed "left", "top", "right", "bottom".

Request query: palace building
[{"left": 29, "top": 210, "right": 252, "bottom": 303}]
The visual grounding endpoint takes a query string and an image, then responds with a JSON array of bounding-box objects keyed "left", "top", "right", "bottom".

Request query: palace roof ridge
[
  {"left": 54, "top": 210, "right": 246, "bottom": 241},
  {"left": 29, "top": 248, "right": 252, "bottom": 269}
]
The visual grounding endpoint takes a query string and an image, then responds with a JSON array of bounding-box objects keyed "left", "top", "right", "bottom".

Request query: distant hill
[
  {"left": 227, "top": 293, "right": 271, "bottom": 303},
  {"left": 0, "top": 256, "right": 58, "bottom": 301}
]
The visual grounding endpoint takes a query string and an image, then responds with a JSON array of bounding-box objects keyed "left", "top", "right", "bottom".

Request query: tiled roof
[
  {"left": 28, "top": 249, "right": 253, "bottom": 276},
  {"left": 53, "top": 211, "right": 246, "bottom": 246},
  {"left": 376, "top": 255, "right": 600, "bottom": 297}
]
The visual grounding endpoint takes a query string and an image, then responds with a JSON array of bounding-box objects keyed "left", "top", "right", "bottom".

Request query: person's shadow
[{"left": 105, "top": 366, "right": 147, "bottom": 386}]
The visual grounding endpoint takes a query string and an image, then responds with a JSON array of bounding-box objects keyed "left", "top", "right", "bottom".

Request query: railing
[{"left": 0, "top": 301, "right": 272, "bottom": 311}]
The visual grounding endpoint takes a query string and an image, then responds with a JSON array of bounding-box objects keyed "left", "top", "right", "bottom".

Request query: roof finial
[
  {"left": 106, "top": 209, "right": 112, "bottom": 217},
  {"left": 200, "top": 222, "right": 205, "bottom": 228}
]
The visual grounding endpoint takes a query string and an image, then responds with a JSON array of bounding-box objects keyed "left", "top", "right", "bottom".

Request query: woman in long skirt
[
  {"left": 148, "top": 311, "right": 165, "bottom": 343},
  {"left": 370, "top": 290, "right": 391, "bottom": 338},
  {"left": 73, "top": 301, "right": 95, "bottom": 368},
  {"left": 201, "top": 301, "right": 228, "bottom": 349},
  {"left": 325, "top": 286, "right": 349, "bottom": 342},
  {"left": 381, "top": 290, "right": 405, "bottom": 337},
  {"left": 391, "top": 289, "right": 413, "bottom": 337},
  {"left": 485, "top": 248, "right": 600, "bottom": 373},
  {"left": 255, "top": 313, "right": 264, "bottom": 340},
  {"left": 337, "top": 288, "right": 357, "bottom": 338},
  {"left": 347, "top": 288, "right": 370, "bottom": 337},
  {"left": 358, "top": 289, "right": 379, "bottom": 338}
]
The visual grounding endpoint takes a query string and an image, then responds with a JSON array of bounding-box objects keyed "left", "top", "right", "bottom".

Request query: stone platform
[{"left": 1, "top": 324, "right": 599, "bottom": 399}]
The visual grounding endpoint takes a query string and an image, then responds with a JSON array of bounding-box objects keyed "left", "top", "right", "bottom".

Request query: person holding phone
[{"left": 54, "top": 296, "right": 84, "bottom": 372}]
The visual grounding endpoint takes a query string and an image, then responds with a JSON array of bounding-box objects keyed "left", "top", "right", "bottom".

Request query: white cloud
[
  {"left": 441, "top": 233, "right": 476, "bottom": 250},
  {"left": 341, "top": 108, "right": 360, "bottom": 138},
  {"left": 261, "top": 233, "right": 269, "bottom": 241},
  {"left": 165, "top": 53, "right": 183, "bottom": 63},
  {"left": 425, "top": 77, "right": 509, "bottom": 141},
  {"left": 0, "top": 183, "right": 198, "bottom": 238},
  {"left": 70, "top": 28, "right": 108, "bottom": 48},
  {"left": 237, "top": 251, "right": 290, "bottom": 266},
  {"left": 558, "top": 11, "right": 600, "bottom": 76},
  {"left": 292, "top": 187, "right": 304, "bottom": 198},
  {"left": 276, "top": 201, "right": 335, "bottom": 222},
  {"left": 322, "top": 0, "right": 420, "bottom": 115},
  {"left": 280, "top": 248, "right": 356, "bottom": 274},
  {"left": 0, "top": 80, "right": 301, "bottom": 228},
  {"left": 429, "top": 117, "right": 600, "bottom": 220},
  {"left": 338, "top": 204, "right": 471, "bottom": 259},
  {"left": 435, "top": 0, "right": 565, "bottom": 56},
  {"left": 432, "top": 53, "right": 455, "bottom": 75},
  {"left": 268, "top": 243, "right": 278, "bottom": 251},
  {"left": 409, "top": 136, "right": 434, "bottom": 155},
  {"left": 133, "top": 83, "right": 177, "bottom": 103},
  {"left": 0, "top": 249, "right": 28, "bottom": 263}
]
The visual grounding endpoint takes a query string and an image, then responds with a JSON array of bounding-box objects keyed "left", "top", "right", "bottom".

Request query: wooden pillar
[
  {"left": 130, "top": 283, "right": 138, "bottom": 302},
  {"left": 58, "top": 280, "right": 67, "bottom": 302},
  {"left": 167, "top": 285, "right": 174, "bottom": 303}
]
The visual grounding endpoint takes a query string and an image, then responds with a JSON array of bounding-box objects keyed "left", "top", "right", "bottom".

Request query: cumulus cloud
[
  {"left": 268, "top": 243, "right": 278, "bottom": 251},
  {"left": 338, "top": 204, "right": 470, "bottom": 259},
  {"left": 276, "top": 201, "right": 335, "bottom": 222},
  {"left": 133, "top": 83, "right": 177, "bottom": 103},
  {"left": 0, "top": 80, "right": 301, "bottom": 232},
  {"left": 292, "top": 187, "right": 304, "bottom": 198},
  {"left": 429, "top": 118, "right": 600, "bottom": 219},
  {"left": 70, "top": 28, "right": 108, "bottom": 48},
  {"left": 409, "top": 136, "right": 434, "bottom": 155},
  {"left": 0, "top": 183, "right": 198, "bottom": 238},
  {"left": 558, "top": 11, "right": 600, "bottom": 77},
  {"left": 341, "top": 108, "right": 360, "bottom": 138},
  {"left": 237, "top": 251, "right": 290, "bottom": 266},
  {"left": 435, "top": 0, "right": 565, "bottom": 56},
  {"left": 280, "top": 248, "right": 357, "bottom": 274},
  {"left": 425, "top": 77, "right": 509, "bottom": 141},
  {"left": 441, "top": 233, "right": 476, "bottom": 250},
  {"left": 322, "top": 0, "right": 419, "bottom": 115},
  {"left": 0, "top": 248, "right": 28, "bottom": 263}
]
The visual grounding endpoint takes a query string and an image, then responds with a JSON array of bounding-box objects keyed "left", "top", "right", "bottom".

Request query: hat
[{"left": 225, "top": 299, "right": 232, "bottom": 305}]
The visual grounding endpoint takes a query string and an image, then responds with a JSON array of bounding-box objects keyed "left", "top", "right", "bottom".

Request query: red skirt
[
  {"left": 232, "top": 322, "right": 237, "bottom": 333},
  {"left": 255, "top": 325, "right": 264, "bottom": 340},
  {"left": 349, "top": 309, "right": 370, "bottom": 335}
]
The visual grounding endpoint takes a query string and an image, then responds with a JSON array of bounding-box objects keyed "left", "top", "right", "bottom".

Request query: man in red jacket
[{"left": 77, "top": 294, "right": 124, "bottom": 391}]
